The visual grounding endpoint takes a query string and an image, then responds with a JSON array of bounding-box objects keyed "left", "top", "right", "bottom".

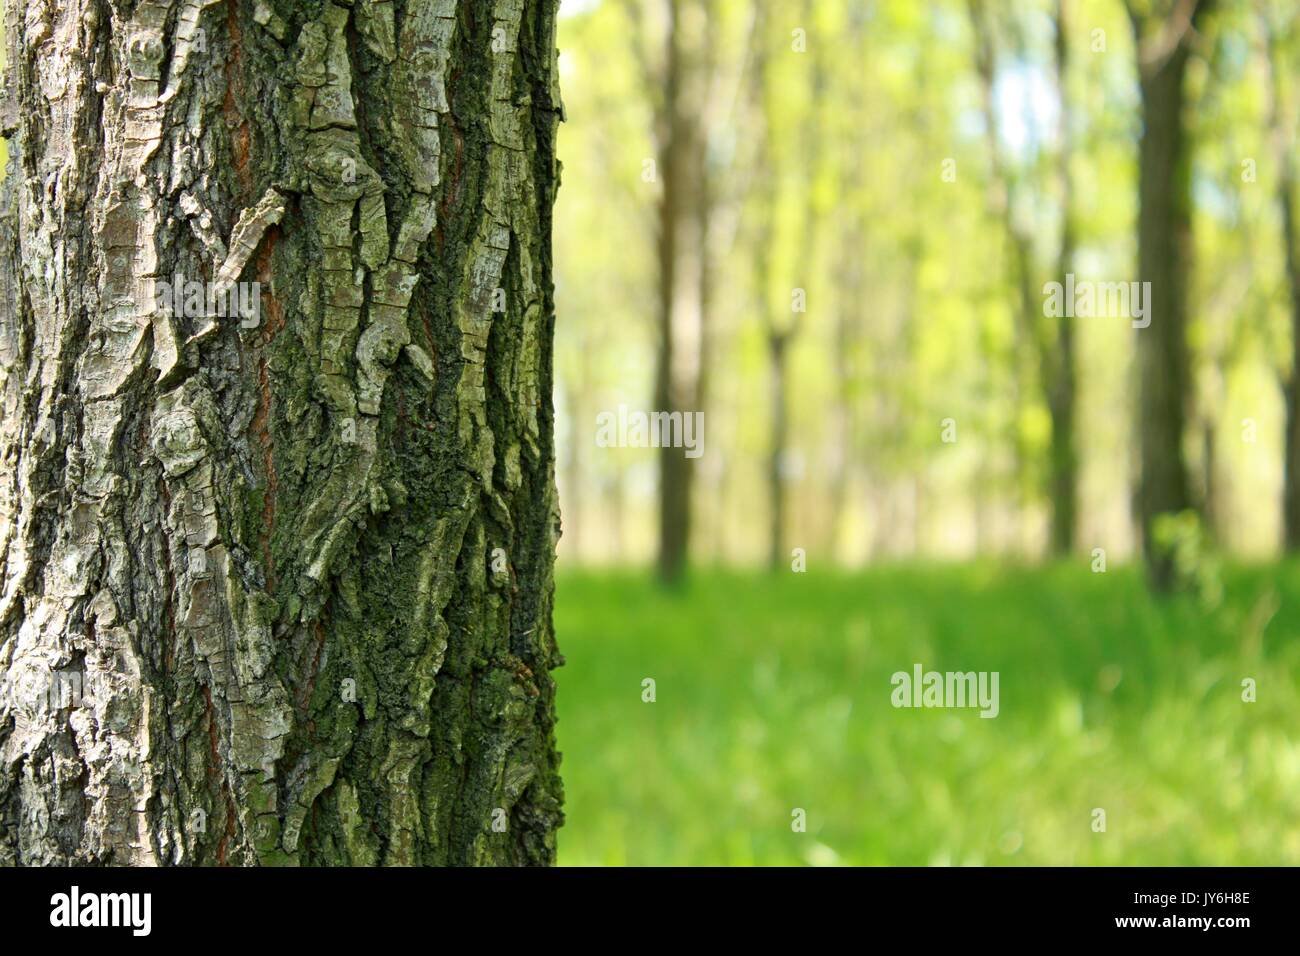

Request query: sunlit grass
[{"left": 554, "top": 561, "right": 1300, "bottom": 865}]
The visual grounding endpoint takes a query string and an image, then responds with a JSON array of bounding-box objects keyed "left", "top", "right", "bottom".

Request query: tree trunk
[
  {"left": 968, "top": 0, "right": 1079, "bottom": 557},
  {"left": 1262, "top": 12, "right": 1300, "bottom": 550},
  {"left": 766, "top": 333, "right": 789, "bottom": 571},
  {"left": 651, "top": 0, "right": 703, "bottom": 585},
  {"left": 0, "top": 0, "right": 564, "bottom": 866},
  {"left": 1046, "top": 0, "right": 1078, "bottom": 556},
  {"left": 760, "top": 0, "right": 820, "bottom": 573},
  {"left": 828, "top": 230, "right": 862, "bottom": 563},
  {"left": 1129, "top": 1, "right": 1208, "bottom": 590},
  {"left": 1046, "top": 322, "right": 1078, "bottom": 554}
]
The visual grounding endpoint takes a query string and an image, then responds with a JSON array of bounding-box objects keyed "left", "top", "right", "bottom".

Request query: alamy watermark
[
  {"left": 155, "top": 271, "right": 261, "bottom": 329},
  {"left": 595, "top": 405, "right": 704, "bottom": 459},
  {"left": 50, "top": 886, "right": 151, "bottom": 936},
  {"left": 2, "top": 666, "right": 97, "bottom": 715},
  {"left": 1043, "top": 273, "right": 1151, "bottom": 329},
  {"left": 890, "top": 663, "right": 1000, "bottom": 718}
]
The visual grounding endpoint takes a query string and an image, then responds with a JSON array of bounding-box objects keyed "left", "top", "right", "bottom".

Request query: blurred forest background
[{"left": 551, "top": 0, "right": 1300, "bottom": 866}]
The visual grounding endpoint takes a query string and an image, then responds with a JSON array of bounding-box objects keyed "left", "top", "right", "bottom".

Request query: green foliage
[
  {"left": 554, "top": 0, "right": 1299, "bottom": 564},
  {"left": 555, "top": 563, "right": 1300, "bottom": 865},
  {"left": 1152, "top": 509, "right": 1224, "bottom": 608}
]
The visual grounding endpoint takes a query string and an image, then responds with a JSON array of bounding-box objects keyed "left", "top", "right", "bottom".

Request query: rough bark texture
[
  {"left": 0, "top": 0, "right": 564, "bottom": 866},
  {"left": 1129, "top": 1, "right": 1207, "bottom": 590}
]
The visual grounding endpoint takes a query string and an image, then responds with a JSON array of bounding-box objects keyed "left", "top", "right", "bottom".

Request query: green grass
[{"left": 553, "top": 561, "right": 1300, "bottom": 865}]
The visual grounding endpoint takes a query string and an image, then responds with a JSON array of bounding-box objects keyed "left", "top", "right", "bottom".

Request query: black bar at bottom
[{"left": 0, "top": 865, "right": 1286, "bottom": 942}]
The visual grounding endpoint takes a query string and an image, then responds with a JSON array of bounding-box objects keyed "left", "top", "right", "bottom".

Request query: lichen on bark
[{"left": 0, "top": 0, "right": 564, "bottom": 866}]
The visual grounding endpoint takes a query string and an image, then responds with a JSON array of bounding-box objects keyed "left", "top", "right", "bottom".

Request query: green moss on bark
[{"left": 0, "top": 0, "right": 563, "bottom": 866}]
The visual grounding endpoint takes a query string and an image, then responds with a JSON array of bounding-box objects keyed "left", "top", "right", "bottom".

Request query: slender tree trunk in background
[
  {"left": 679, "top": 0, "right": 717, "bottom": 570},
  {"left": 0, "top": 0, "right": 563, "bottom": 866},
  {"left": 827, "top": 6, "right": 869, "bottom": 564},
  {"left": 692, "top": 178, "right": 714, "bottom": 562},
  {"left": 746, "top": 3, "right": 783, "bottom": 572},
  {"left": 1262, "top": 13, "right": 1300, "bottom": 550},
  {"left": 759, "top": 0, "right": 822, "bottom": 573},
  {"left": 872, "top": 247, "right": 920, "bottom": 560},
  {"left": 766, "top": 333, "right": 790, "bottom": 571},
  {"left": 969, "top": 0, "right": 1078, "bottom": 557},
  {"left": 1047, "top": 0, "right": 1078, "bottom": 556},
  {"left": 1279, "top": 173, "right": 1300, "bottom": 549},
  {"left": 564, "top": 377, "right": 583, "bottom": 559},
  {"left": 828, "top": 240, "right": 862, "bottom": 562},
  {"left": 1201, "top": 419, "right": 1220, "bottom": 537},
  {"left": 653, "top": 0, "right": 687, "bottom": 583},
  {"left": 606, "top": 467, "right": 627, "bottom": 562},
  {"left": 1128, "top": 1, "right": 1208, "bottom": 590},
  {"left": 968, "top": 0, "right": 1030, "bottom": 551},
  {"left": 694, "top": 0, "right": 716, "bottom": 482},
  {"left": 1046, "top": 299, "right": 1079, "bottom": 554},
  {"left": 650, "top": 0, "right": 707, "bottom": 585}
]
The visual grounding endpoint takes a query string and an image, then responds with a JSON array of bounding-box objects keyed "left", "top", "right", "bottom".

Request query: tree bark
[
  {"left": 1128, "top": 0, "right": 1209, "bottom": 590},
  {"left": 0, "top": 0, "right": 564, "bottom": 866}
]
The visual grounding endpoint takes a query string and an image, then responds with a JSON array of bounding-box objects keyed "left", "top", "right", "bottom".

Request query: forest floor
[{"left": 553, "top": 561, "right": 1300, "bottom": 865}]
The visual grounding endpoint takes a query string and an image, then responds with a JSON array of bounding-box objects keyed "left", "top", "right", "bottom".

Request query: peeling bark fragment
[
  {"left": 253, "top": 3, "right": 289, "bottom": 43},
  {"left": 214, "top": 188, "right": 286, "bottom": 293},
  {"left": 160, "top": 0, "right": 227, "bottom": 104},
  {"left": 356, "top": 0, "right": 398, "bottom": 63}
]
